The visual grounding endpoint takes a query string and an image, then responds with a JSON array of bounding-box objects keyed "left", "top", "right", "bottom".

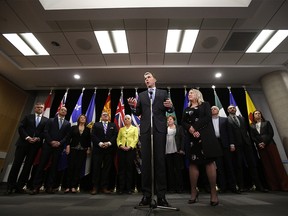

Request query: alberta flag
[
  {"left": 214, "top": 89, "right": 227, "bottom": 117},
  {"left": 69, "top": 89, "right": 84, "bottom": 126},
  {"left": 81, "top": 90, "right": 97, "bottom": 177},
  {"left": 228, "top": 88, "right": 242, "bottom": 116},
  {"left": 86, "top": 90, "right": 96, "bottom": 129},
  {"left": 114, "top": 90, "right": 125, "bottom": 130}
]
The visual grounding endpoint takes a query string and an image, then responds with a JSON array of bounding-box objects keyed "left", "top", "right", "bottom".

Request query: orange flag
[{"left": 245, "top": 90, "right": 257, "bottom": 124}]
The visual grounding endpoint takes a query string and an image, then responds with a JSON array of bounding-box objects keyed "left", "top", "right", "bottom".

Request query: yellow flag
[
  {"left": 100, "top": 91, "right": 111, "bottom": 121},
  {"left": 245, "top": 90, "right": 256, "bottom": 124}
]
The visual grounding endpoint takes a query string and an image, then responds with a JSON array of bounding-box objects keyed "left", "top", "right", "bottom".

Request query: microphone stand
[{"left": 135, "top": 91, "right": 179, "bottom": 215}]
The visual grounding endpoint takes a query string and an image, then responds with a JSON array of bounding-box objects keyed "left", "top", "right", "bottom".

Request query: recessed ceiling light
[
  {"left": 74, "top": 74, "right": 81, "bottom": 79},
  {"left": 215, "top": 73, "right": 222, "bottom": 78}
]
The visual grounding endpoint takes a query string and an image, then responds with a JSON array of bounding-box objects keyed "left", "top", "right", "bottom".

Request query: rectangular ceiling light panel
[
  {"left": 165, "top": 29, "right": 199, "bottom": 53},
  {"left": 246, "top": 30, "right": 288, "bottom": 53},
  {"left": 39, "top": 0, "right": 252, "bottom": 10},
  {"left": 3, "top": 33, "right": 49, "bottom": 56},
  {"left": 94, "top": 30, "right": 129, "bottom": 54}
]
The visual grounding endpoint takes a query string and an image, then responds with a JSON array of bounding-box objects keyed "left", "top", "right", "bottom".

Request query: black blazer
[
  {"left": 227, "top": 115, "right": 252, "bottom": 147},
  {"left": 16, "top": 114, "right": 48, "bottom": 147},
  {"left": 174, "top": 125, "right": 185, "bottom": 152},
  {"left": 218, "top": 116, "right": 232, "bottom": 148},
  {"left": 182, "top": 102, "right": 222, "bottom": 158},
  {"left": 134, "top": 88, "right": 174, "bottom": 134},
  {"left": 250, "top": 121, "right": 275, "bottom": 146},
  {"left": 68, "top": 125, "right": 91, "bottom": 149},
  {"left": 91, "top": 121, "right": 118, "bottom": 153},
  {"left": 44, "top": 117, "right": 71, "bottom": 147}
]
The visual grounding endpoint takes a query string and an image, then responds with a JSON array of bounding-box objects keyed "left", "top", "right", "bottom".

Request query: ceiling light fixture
[
  {"left": 246, "top": 29, "right": 288, "bottom": 53},
  {"left": 215, "top": 72, "right": 222, "bottom": 78},
  {"left": 3, "top": 33, "right": 49, "bottom": 56},
  {"left": 74, "top": 74, "right": 81, "bottom": 79},
  {"left": 165, "top": 29, "right": 199, "bottom": 53},
  {"left": 94, "top": 30, "right": 128, "bottom": 54},
  {"left": 39, "top": 0, "right": 252, "bottom": 10}
]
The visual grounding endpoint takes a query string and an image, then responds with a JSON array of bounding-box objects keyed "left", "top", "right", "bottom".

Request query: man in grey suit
[
  {"left": 5, "top": 102, "right": 48, "bottom": 195},
  {"left": 128, "top": 72, "right": 174, "bottom": 207}
]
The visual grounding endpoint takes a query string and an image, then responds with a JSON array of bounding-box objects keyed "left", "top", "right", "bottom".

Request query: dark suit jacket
[
  {"left": 68, "top": 125, "right": 91, "bottom": 149},
  {"left": 16, "top": 114, "right": 48, "bottom": 147},
  {"left": 250, "top": 121, "right": 275, "bottom": 145},
  {"left": 134, "top": 88, "right": 173, "bottom": 134},
  {"left": 218, "top": 116, "right": 232, "bottom": 148},
  {"left": 227, "top": 115, "right": 252, "bottom": 147},
  {"left": 175, "top": 125, "right": 185, "bottom": 152},
  {"left": 44, "top": 117, "right": 71, "bottom": 147},
  {"left": 182, "top": 101, "right": 222, "bottom": 158},
  {"left": 91, "top": 121, "right": 118, "bottom": 154}
]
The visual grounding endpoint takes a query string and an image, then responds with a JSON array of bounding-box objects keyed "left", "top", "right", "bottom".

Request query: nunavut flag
[{"left": 245, "top": 90, "right": 257, "bottom": 124}]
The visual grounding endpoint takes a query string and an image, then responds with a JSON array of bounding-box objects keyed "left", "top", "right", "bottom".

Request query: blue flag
[
  {"left": 69, "top": 91, "right": 83, "bottom": 126},
  {"left": 86, "top": 91, "right": 96, "bottom": 128},
  {"left": 183, "top": 89, "right": 189, "bottom": 110},
  {"left": 229, "top": 89, "right": 242, "bottom": 116}
]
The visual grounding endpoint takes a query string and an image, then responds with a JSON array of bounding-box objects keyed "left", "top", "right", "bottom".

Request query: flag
[
  {"left": 100, "top": 90, "right": 111, "bottom": 121},
  {"left": 213, "top": 89, "right": 227, "bottom": 117},
  {"left": 56, "top": 89, "right": 68, "bottom": 115},
  {"left": 166, "top": 88, "right": 177, "bottom": 124},
  {"left": 69, "top": 88, "right": 84, "bottom": 126},
  {"left": 86, "top": 90, "right": 96, "bottom": 129},
  {"left": 183, "top": 88, "right": 189, "bottom": 110},
  {"left": 131, "top": 89, "right": 140, "bottom": 130},
  {"left": 245, "top": 90, "right": 257, "bottom": 124},
  {"left": 114, "top": 90, "right": 125, "bottom": 130},
  {"left": 56, "top": 89, "right": 69, "bottom": 171},
  {"left": 228, "top": 88, "right": 242, "bottom": 116},
  {"left": 43, "top": 90, "right": 53, "bottom": 118},
  {"left": 81, "top": 89, "right": 97, "bottom": 177},
  {"left": 33, "top": 91, "right": 53, "bottom": 165}
]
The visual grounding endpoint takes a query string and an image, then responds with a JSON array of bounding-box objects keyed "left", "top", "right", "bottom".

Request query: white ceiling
[{"left": 0, "top": 0, "right": 288, "bottom": 90}]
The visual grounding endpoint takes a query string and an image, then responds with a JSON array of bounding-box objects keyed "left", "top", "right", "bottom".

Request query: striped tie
[{"left": 103, "top": 122, "right": 107, "bottom": 134}]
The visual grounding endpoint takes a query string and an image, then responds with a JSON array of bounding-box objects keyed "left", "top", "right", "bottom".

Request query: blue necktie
[
  {"left": 36, "top": 115, "right": 40, "bottom": 127},
  {"left": 59, "top": 118, "right": 63, "bottom": 129},
  {"left": 103, "top": 122, "right": 107, "bottom": 134}
]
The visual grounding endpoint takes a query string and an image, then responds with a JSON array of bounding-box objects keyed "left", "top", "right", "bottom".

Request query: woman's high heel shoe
[
  {"left": 210, "top": 199, "right": 219, "bottom": 206},
  {"left": 188, "top": 192, "right": 199, "bottom": 204}
]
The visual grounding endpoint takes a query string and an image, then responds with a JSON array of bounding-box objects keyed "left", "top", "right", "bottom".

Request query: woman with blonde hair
[{"left": 181, "top": 89, "right": 222, "bottom": 206}]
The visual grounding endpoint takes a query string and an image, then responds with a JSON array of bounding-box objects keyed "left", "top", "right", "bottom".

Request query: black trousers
[
  {"left": 91, "top": 152, "right": 113, "bottom": 190},
  {"left": 7, "top": 143, "right": 40, "bottom": 190},
  {"left": 117, "top": 148, "right": 136, "bottom": 192},
  {"left": 140, "top": 130, "right": 167, "bottom": 199}
]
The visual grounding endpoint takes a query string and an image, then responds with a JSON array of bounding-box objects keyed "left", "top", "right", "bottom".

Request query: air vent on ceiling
[{"left": 223, "top": 32, "right": 257, "bottom": 51}]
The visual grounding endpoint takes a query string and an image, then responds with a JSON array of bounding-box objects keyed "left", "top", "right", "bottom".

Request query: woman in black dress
[
  {"left": 182, "top": 89, "right": 222, "bottom": 206},
  {"left": 65, "top": 114, "right": 91, "bottom": 193}
]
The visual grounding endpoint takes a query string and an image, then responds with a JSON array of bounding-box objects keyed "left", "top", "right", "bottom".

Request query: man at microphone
[{"left": 127, "top": 72, "right": 174, "bottom": 207}]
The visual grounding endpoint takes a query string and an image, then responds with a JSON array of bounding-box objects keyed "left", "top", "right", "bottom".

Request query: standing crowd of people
[{"left": 5, "top": 72, "right": 288, "bottom": 208}]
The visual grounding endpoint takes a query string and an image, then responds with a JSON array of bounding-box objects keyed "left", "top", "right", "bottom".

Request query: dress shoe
[
  {"left": 90, "top": 187, "right": 97, "bottom": 195},
  {"left": 257, "top": 187, "right": 269, "bottom": 193},
  {"left": 15, "top": 188, "right": 26, "bottom": 194},
  {"left": 139, "top": 196, "right": 151, "bottom": 206},
  {"left": 64, "top": 188, "right": 70, "bottom": 193},
  {"left": 157, "top": 198, "right": 171, "bottom": 207},
  {"left": 210, "top": 200, "right": 219, "bottom": 206},
  {"left": 29, "top": 188, "right": 39, "bottom": 195},
  {"left": 101, "top": 188, "right": 111, "bottom": 194},
  {"left": 231, "top": 188, "right": 241, "bottom": 194},
  {"left": 45, "top": 188, "right": 55, "bottom": 194},
  {"left": 4, "top": 189, "right": 13, "bottom": 195},
  {"left": 188, "top": 192, "right": 199, "bottom": 204}
]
